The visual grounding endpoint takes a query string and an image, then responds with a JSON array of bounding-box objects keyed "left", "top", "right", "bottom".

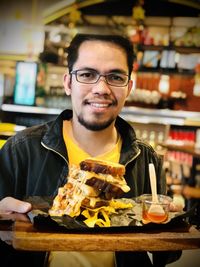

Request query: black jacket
[{"left": 0, "top": 109, "right": 181, "bottom": 267}]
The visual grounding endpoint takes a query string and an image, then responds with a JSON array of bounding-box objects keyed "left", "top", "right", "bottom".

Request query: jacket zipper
[
  {"left": 41, "top": 141, "right": 68, "bottom": 267},
  {"left": 124, "top": 148, "right": 141, "bottom": 168},
  {"left": 41, "top": 141, "right": 69, "bottom": 165}
]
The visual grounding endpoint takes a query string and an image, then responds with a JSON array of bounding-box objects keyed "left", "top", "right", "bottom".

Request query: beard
[
  {"left": 75, "top": 97, "right": 118, "bottom": 131},
  {"left": 78, "top": 114, "right": 116, "bottom": 131}
]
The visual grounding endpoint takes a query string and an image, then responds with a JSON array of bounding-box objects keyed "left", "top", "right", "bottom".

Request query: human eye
[
  {"left": 107, "top": 73, "right": 127, "bottom": 85},
  {"left": 77, "top": 70, "right": 97, "bottom": 82}
]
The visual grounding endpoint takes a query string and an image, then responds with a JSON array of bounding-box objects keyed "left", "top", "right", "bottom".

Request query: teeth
[{"left": 90, "top": 103, "right": 109, "bottom": 107}]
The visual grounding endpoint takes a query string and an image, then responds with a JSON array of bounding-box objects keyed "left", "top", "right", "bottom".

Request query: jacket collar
[
  {"left": 115, "top": 116, "right": 140, "bottom": 165},
  {"left": 41, "top": 109, "right": 72, "bottom": 162},
  {"left": 41, "top": 109, "right": 140, "bottom": 165}
]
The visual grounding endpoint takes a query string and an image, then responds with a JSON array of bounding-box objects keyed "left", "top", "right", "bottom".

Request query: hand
[
  {"left": 169, "top": 194, "right": 185, "bottom": 212},
  {"left": 182, "top": 185, "right": 200, "bottom": 199},
  {"left": 0, "top": 196, "right": 32, "bottom": 214},
  {"left": 169, "top": 202, "right": 184, "bottom": 212},
  {"left": 0, "top": 197, "right": 32, "bottom": 245}
]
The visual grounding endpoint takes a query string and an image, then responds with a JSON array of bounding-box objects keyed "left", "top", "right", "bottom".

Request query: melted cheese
[{"left": 49, "top": 164, "right": 131, "bottom": 225}]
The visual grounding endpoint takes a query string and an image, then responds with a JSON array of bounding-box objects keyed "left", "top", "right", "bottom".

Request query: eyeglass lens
[{"left": 73, "top": 70, "right": 129, "bottom": 86}]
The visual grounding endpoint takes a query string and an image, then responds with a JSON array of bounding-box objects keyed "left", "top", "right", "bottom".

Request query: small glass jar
[{"left": 137, "top": 194, "right": 172, "bottom": 223}]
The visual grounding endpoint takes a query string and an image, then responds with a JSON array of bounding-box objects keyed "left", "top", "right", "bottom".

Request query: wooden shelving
[{"left": 159, "top": 142, "right": 200, "bottom": 158}]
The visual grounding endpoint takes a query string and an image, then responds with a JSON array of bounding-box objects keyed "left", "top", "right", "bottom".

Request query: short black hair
[{"left": 67, "top": 33, "right": 134, "bottom": 76}]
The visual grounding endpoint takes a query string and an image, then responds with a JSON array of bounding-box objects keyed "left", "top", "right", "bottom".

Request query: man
[{"left": 0, "top": 34, "right": 181, "bottom": 267}]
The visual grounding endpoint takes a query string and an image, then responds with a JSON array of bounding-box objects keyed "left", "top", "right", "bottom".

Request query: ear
[
  {"left": 126, "top": 79, "right": 133, "bottom": 98},
  {"left": 63, "top": 73, "right": 71, "bottom": 96}
]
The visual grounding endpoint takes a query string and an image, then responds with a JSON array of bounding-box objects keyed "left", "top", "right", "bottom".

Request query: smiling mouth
[
  {"left": 85, "top": 99, "right": 116, "bottom": 108},
  {"left": 90, "top": 103, "right": 111, "bottom": 108}
]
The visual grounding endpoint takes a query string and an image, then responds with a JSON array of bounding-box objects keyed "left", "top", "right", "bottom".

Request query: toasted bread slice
[
  {"left": 80, "top": 158, "right": 125, "bottom": 176},
  {"left": 49, "top": 159, "right": 129, "bottom": 218},
  {"left": 85, "top": 177, "right": 126, "bottom": 199}
]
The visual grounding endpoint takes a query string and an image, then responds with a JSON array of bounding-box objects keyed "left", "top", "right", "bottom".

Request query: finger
[
  {"left": 169, "top": 202, "right": 184, "bottom": 212},
  {"left": 0, "top": 231, "right": 13, "bottom": 245},
  {"left": 0, "top": 197, "right": 32, "bottom": 213},
  {"left": 0, "top": 212, "right": 30, "bottom": 222}
]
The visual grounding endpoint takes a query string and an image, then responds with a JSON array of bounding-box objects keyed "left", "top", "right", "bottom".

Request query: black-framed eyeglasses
[{"left": 70, "top": 69, "right": 129, "bottom": 87}]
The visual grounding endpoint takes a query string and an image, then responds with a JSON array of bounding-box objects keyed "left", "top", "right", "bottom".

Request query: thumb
[{"left": 0, "top": 197, "right": 32, "bottom": 213}]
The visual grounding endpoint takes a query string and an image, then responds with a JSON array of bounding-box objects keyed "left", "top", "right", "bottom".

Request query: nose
[{"left": 92, "top": 76, "right": 111, "bottom": 95}]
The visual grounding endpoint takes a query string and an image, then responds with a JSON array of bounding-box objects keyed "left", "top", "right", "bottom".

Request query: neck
[{"left": 70, "top": 120, "right": 118, "bottom": 157}]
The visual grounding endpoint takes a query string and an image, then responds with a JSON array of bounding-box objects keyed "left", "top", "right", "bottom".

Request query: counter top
[
  {"left": 2, "top": 104, "right": 200, "bottom": 126},
  {"left": 120, "top": 107, "right": 200, "bottom": 126}
]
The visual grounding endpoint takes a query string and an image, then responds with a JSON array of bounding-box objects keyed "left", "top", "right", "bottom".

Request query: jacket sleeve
[
  {"left": 153, "top": 250, "right": 182, "bottom": 267},
  {"left": 0, "top": 138, "right": 16, "bottom": 199},
  {"left": 154, "top": 152, "right": 167, "bottom": 195}
]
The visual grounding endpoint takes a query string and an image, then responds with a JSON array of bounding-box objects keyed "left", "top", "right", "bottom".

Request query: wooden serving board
[{"left": 12, "top": 221, "right": 200, "bottom": 251}]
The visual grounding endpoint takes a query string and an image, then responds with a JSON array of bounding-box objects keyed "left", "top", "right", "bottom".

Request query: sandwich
[{"left": 49, "top": 158, "right": 133, "bottom": 227}]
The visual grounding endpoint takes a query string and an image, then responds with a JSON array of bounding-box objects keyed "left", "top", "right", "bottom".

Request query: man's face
[{"left": 64, "top": 40, "right": 133, "bottom": 131}]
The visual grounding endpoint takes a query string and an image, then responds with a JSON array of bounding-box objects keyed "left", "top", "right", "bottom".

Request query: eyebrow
[
  {"left": 77, "top": 67, "right": 128, "bottom": 75},
  {"left": 108, "top": 69, "right": 128, "bottom": 75}
]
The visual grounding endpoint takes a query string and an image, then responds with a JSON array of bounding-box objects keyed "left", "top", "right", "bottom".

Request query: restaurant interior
[{"left": 0, "top": 1, "right": 200, "bottom": 266}]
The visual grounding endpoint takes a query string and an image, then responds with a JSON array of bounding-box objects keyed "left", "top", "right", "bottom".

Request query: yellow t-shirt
[
  {"left": 62, "top": 120, "right": 122, "bottom": 165},
  {"left": 48, "top": 120, "right": 122, "bottom": 267}
]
